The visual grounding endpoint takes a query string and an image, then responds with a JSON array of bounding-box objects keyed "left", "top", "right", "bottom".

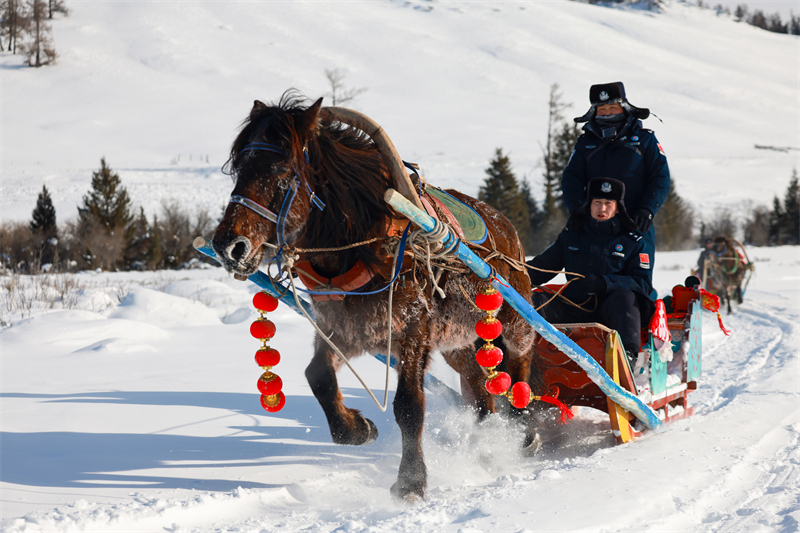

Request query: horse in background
[
  {"left": 211, "top": 92, "right": 542, "bottom": 502},
  {"left": 696, "top": 235, "right": 753, "bottom": 314}
]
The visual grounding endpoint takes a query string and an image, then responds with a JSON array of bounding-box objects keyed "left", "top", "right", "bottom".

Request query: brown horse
[
  {"left": 211, "top": 93, "right": 540, "bottom": 502},
  {"left": 698, "top": 235, "right": 753, "bottom": 314}
]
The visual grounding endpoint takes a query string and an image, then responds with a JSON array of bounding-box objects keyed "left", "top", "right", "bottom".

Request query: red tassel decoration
[
  {"left": 252, "top": 291, "right": 285, "bottom": 412},
  {"left": 535, "top": 394, "right": 575, "bottom": 424},
  {"left": 716, "top": 312, "right": 731, "bottom": 336}
]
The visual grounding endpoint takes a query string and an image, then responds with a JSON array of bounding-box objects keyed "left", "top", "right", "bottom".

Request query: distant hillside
[{"left": 1, "top": 0, "right": 797, "bottom": 223}]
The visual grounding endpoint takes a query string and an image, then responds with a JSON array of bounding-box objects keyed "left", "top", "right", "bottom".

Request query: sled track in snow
[{"left": 696, "top": 300, "right": 797, "bottom": 415}]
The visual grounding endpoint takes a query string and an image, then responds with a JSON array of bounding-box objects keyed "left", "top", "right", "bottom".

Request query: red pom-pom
[
  {"left": 475, "top": 290, "right": 503, "bottom": 312},
  {"left": 255, "top": 347, "right": 281, "bottom": 368},
  {"left": 475, "top": 316, "right": 503, "bottom": 340},
  {"left": 261, "top": 392, "right": 286, "bottom": 412},
  {"left": 509, "top": 381, "right": 532, "bottom": 408},
  {"left": 485, "top": 372, "right": 511, "bottom": 395},
  {"left": 476, "top": 344, "right": 504, "bottom": 368},
  {"left": 257, "top": 372, "right": 283, "bottom": 396},
  {"left": 250, "top": 319, "right": 276, "bottom": 340},
  {"left": 253, "top": 292, "right": 279, "bottom": 312}
]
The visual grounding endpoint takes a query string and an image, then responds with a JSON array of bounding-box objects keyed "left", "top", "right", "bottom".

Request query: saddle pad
[{"left": 426, "top": 187, "right": 487, "bottom": 244}]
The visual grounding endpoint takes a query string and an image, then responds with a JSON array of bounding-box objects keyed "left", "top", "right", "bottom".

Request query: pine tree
[
  {"left": 769, "top": 195, "right": 785, "bottom": 244},
  {"left": 20, "top": 0, "right": 56, "bottom": 67},
  {"left": 734, "top": 3, "right": 748, "bottom": 22},
  {"left": 76, "top": 158, "right": 133, "bottom": 270},
  {"left": 30, "top": 184, "right": 57, "bottom": 237},
  {"left": 79, "top": 158, "right": 133, "bottom": 231},
  {"left": 742, "top": 203, "right": 771, "bottom": 246},
  {"left": 520, "top": 179, "right": 546, "bottom": 254},
  {"left": 125, "top": 207, "right": 153, "bottom": 270},
  {"left": 781, "top": 169, "right": 799, "bottom": 244},
  {"left": 654, "top": 180, "right": 694, "bottom": 250},
  {"left": 478, "top": 148, "right": 531, "bottom": 249}
]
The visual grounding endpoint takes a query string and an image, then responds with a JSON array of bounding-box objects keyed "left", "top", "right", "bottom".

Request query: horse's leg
[
  {"left": 442, "top": 345, "right": 495, "bottom": 418},
  {"left": 390, "top": 340, "right": 430, "bottom": 502},
  {"left": 305, "top": 337, "right": 378, "bottom": 446}
]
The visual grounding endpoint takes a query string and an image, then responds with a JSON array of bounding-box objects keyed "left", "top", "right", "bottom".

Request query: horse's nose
[{"left": 224, "top": 236, "right": 253, "bottom": 263}]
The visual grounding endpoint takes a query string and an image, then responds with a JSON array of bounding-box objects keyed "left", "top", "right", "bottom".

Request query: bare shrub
[
  {"left": 157, "top": 200, "right": 214, "bottom": 269},
  {"left": 700, "top": 208, "right": 738, "bottom": 242}
]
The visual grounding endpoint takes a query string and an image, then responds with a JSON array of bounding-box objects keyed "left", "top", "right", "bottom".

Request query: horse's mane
[{"left": 225, "top": 91, "right": 396, "bottom": 271}]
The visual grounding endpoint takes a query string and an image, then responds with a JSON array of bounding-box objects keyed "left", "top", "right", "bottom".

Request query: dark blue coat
[
  {"left": 527, "top": 217, "right": 655, "bottom": 312},
  {"left": 561, "top": 117, "right": 671, "bottom": 217}
]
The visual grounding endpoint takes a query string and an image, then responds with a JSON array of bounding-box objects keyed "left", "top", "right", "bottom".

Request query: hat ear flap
[
  {"left": 621, "top": 102, "right": 650, "bottom": 120},
  {"left": 574, "top": 107, "right": 595, "bottom": 123}
]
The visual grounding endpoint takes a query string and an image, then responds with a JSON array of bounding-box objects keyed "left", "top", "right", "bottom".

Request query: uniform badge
[
  {"left": 631, "top": 135, "right": 639, "bottom": 141},
  {"left": 639, "top": 253, "right": 650, "bottom": 269},
  {"left": 658, "top": 143, "right": 666, "bottom": 155},
  {"left": 599, "top": 91, "right": 609, "bottom": 101},
  {"left": 615, "top": 244, "right": 623, "bottom": 252},
  {"left": 601, "top": 182, "right": 612, "bottom": 193}
]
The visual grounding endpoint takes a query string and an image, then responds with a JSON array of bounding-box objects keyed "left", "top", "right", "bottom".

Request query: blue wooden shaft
[
  {"left": 192, "top": 237, "right": 459, "bottom": 399},
  {"left": 193, "top": 238, "right": 313, "bottom": 316},
  {"left": 384, "top": 190, "right": 662, "bottom": 429}
]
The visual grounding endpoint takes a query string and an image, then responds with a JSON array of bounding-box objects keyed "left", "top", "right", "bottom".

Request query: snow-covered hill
[{"left": 1, "top": 0, "right": 798, "bottom": 225}]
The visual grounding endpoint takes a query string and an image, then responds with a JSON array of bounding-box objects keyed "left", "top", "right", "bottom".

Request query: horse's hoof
[
  {"left": 390, "top": 481, "right": 425, "bottom": 504},
  {"left": 362, "top": 417, "right": 378, "bottom": 445},
  {"left": 331, "top": 414, "right": 378, "bottom": 445},
  {"left": 521, "top": 431, "right": 543, "bottom": 458}
]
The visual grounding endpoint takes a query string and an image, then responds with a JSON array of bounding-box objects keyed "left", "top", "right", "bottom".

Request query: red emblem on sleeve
[{"left": 640, "top": 253, "right": 650, "bottom": 263}]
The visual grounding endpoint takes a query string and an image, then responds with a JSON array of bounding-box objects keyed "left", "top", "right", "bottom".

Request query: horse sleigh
[{"left": 197, "top": 95, "right": 714, "bottom": 501}]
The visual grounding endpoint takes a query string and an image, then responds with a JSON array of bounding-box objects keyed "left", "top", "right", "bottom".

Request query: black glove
[
  {"left": 633, "top": 209, "right": 654, "bottom": 233},
  {"left": 573, "top": 274, "right": 606, "bottom": 296}
]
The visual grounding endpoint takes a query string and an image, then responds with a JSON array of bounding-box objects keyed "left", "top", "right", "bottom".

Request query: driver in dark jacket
[
  {"left": 528, "top": 177, "right": 655, "bottom": 365},
  {"left": 561, "top": 82, "right": 670, "bottom": 281}
]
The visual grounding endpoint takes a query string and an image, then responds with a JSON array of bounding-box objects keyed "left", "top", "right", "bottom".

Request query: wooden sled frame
[{"left": 533, "top": 288, "right": 702, "bottom": 443}]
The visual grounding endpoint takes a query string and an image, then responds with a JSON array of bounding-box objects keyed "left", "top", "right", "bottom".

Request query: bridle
[{"left": 228, "top": 142, "right": 325, "bottom": 249}]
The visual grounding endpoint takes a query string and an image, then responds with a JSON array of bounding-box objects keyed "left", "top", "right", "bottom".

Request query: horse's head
[
  {"left": 710, "top": 236, "right": 732, "bottom": 257},
  {"left": 212, "top": 95, "right": 323, "bottom": 277}
]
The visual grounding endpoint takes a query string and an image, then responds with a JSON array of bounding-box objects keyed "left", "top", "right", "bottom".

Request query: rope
[
  {"left": 288, "top": 236, "right": 387, "bottom": 254},
  {"left": 284, "top": 241, "right": 404, "bottom": 413}
]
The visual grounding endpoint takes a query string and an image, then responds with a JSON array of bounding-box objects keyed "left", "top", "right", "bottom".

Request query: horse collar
[{"left": 295, "top": 260, "right": 377, "bottom": 302}]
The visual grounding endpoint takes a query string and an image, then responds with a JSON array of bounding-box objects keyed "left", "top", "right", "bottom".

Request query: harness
[
  {"left": 227, "top": 142, "right": 411, "bottom": 301},
  {"left": 229, "top": 142, "right": 326, "bottom": 247}
]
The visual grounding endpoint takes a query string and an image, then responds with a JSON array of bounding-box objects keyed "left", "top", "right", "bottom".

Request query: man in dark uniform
[
  {"left": 561, "top": 82, "right": 670, "bottom": 279},
  {"left": 528, "top": 178, "right": 655, "bottom": 365}
]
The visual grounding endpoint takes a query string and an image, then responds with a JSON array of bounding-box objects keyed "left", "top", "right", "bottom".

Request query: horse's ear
[
  {"left": 300, "top": 97, "right": 324, "bottom": 134},
  {"left": 250, "top": 100, "right": 268, "bottom": 118}
]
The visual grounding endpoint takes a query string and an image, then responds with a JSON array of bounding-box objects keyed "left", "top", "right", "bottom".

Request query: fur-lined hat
[
  {"left": 574, "top": 82, "right": 650, "bottom": 123},
  {"left": 569, "top": 178, "right": 638, "bottom": 231}
]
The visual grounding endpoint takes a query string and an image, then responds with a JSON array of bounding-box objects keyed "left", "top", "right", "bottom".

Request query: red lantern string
[
  {"left": 252, "top": 291, "right": 285, "bottom": 412},
  {"left": 472, "top": 286, "right": 573, "bottom": 419}
]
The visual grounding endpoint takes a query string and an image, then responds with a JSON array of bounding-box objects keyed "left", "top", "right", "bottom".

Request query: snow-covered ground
[
  {"left": 1, "top": 245, "right": 798, "bottom": 532},
  {"left": 2, "top": 0, "right": 800, "bottom": 531}
]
